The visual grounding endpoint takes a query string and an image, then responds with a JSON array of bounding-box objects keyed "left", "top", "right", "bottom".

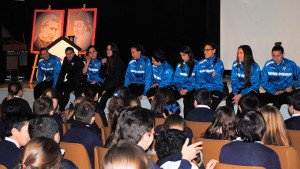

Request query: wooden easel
[{"left": 30, "top": 5, "right": 52, "bottom": 84}]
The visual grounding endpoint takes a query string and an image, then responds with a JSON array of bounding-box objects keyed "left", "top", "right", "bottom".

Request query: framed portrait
[
  {"left": 30, "top": 9, "right": 65, "bottom": 53},
  {"left": 65, "top": 8, "right": 97, "bottom": 53}
]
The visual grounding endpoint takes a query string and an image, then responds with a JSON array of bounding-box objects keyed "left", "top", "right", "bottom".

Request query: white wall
[{"left": 221, "top": 0, "right": 300, "bottom": 70}]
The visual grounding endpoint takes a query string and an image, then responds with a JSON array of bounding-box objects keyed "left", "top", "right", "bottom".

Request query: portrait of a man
[
  {"left": 31, "top": 10, "right": 65, "bottom": 53},
  {"left": 66, "top": 9, "right": 97, "bottom": 51}
]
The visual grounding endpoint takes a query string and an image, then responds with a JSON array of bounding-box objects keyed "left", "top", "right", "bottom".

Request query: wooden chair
[
  {"left": 60, "top": 142, "right": 92, "bottom": 169},
  {"left": 94, "top": 146, "right": 108, "bottom": 169},
  {"left": 267, "top": 145, "right": 300, "bottom": 169},
  {"left": 147, "top": 153, "right": 159, "bottom": 163},
  {"left": 287, "top": 129, "right": 300, "bottom": 155},
  {"left": 0, "top": 164, "right": 7, "bottom": 169},
  {"left": 186, "top": 121, "right": 212, "bottom": 142},
  {"left": 95, "top": 113, "right": 104, "bottom": 128},
  {"left": 214, "top": 163, "right": 266, "bottom": 169},
  {"left": 194, "top": 138, "right": 231, "bottom": 167},
  {"left": 155, "top": 118, "right": 165, "bottom": 127},
  {"left": 100, "top": 127, "right": 106, "bottom": 145},
  {"left": 62, "top": 122, "right": 72, "bottom": 135}
]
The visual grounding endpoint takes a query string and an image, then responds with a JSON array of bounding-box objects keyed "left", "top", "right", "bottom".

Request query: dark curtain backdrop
[{"left": 2, "top": 0, "right": 220, "bottom": 81}]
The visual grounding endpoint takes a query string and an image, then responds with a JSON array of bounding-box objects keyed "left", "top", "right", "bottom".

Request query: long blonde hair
[{"left": 261, "top": 105, "right": 292, "bottom": 146}]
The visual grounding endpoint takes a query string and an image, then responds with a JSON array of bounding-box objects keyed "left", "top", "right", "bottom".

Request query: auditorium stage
[{"left": 0, "top": 77, "right": 292, "bottom": 120}]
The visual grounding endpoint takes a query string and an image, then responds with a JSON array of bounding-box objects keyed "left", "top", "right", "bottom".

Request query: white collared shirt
[
  {"left": 5, "top": 137, "right": 20, "bottom": 148},
  {"left": 292, "top": 113, "right": 300, "bottom": 117},
  {"left": 196, "top": 105, "right": 211, "bottom": 109}
]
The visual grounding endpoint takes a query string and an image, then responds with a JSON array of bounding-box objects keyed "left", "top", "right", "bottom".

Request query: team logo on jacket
[
  {"left": 283, "top": 67, "right": 287, "bottom": 71},
  {"left": 71, "top": 62, "right": 74, "bottom": 66},
  {"left": 95, "top": 64, "right": 98, "bottom": 67},
  {"left": 140, "top": 65, "right": 143, "bottom": 69},
  {"left": 49, "top": 62, "right": 52, "bottom": 66}
]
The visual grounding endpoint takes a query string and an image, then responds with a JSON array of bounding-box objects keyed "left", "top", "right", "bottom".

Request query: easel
[{"left": 30, "top": 5, "right": 52, "bottom": 84}]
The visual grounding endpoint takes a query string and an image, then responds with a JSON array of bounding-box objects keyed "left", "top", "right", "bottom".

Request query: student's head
[
  {"left": 102, "top": 142, "right": 150, "bottom": 169},
  {"left": 237, "top": 45, "right": 255, "bottom": 87},
  {"left": 260, "top": 105, "right": 291, "bottom": 146},
  {"left": 236, "top": 110, "right": 266, "bottom": 142},
  {"left": 65, "top": 97, "right": 94, "bottom": 122},
  {"left": 84, "top": 84, "right": 99, "bottom": 101},
  {"left": 5, "top": 116, "right": 30, "bottom": 147},
  {"left": 151, "top": 87, "right": 174, "bottom": 117},
  {"left": 131, "top": 44, "right": 145, "bottom": 60},
  {"left": 179, "top": 45, "right": 195, "bottom": 77},
  {"left": 163, "top": 114, "right": 186, "bottom": 132},
  {"left": 203, "top": 42, "right": 217, "bottom": 59},
  {"left": 194, "top": 88, "right": 212, "bottom": 107},
  {"left": 151, "top": 49, "right": 167, "bottom": 66},
  {"left": 204, "top": 106, "right": 236, "bottom": 140},
  {"left": 155, "top": 129, "right": 187, "bottom": 159},
  {"left": 163, "top": 100, "right": 181, "bottom": 118},
  {"left": 272, "top": 42, "right": 284, "bottom": 64},
  {"left": 106, "top": 42, "right": 119, "bottom": 58},
  {"left": 111, "top": 107, "right": 155, "bottom": 150},
  {"left": 108, "top": 86, "right": 128, "bottom": 119},
  {"left": 288, "top": 89, "right": 300, "bottom": 114},
  {"left": 29, "top": 117, "right": 60, "bottom": 143},
  {"left": 87, "top": 45, "right": 98, "bottom": 59},
  {"left": 33, "top": 97, "right": 54, "bottom": 116},
  {"left": 74, "top": 100, "right": 95, "bottom": 124},
  {"left": 2, "top": 99, "right": 24, "bottom": 118},
  {"left": 124, "top": 95, "right": 141, "bottom": 107},
  {"left": 41, "top": 88, "right": 59, "bottom": 111},
  {"left": 238, "top": 93, "right": 259, "bottom": 113},
  {"left": 65, "top": 47, "right": 75, "bottom": 61},
  {"left": 7, "top": 81, "right": 22, "bottom": 100},
  {"left": 19, "top": 137, "right": 61, "bottom": 169}
]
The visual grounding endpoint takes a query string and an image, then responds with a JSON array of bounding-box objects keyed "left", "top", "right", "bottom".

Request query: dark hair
[
  {"left": 152, "top": 49, "right": 167, "bottom": 63},
  {"left": 105, "top": 42, "right": 120, "bottom": 75},
  {"left": 124, "top": 95, "right": 141, "bottom": 107},
  {"left": 155, "top": 129, "right": 187, "bottom": 159},
  {"left": 86, "top": 45, "right": 99, "bottom": 59},
  {"left": 33, "top": 97, "right": 53, "bottom": 116},
  {"left": 238, "top": 93, "right": 259, "bottom": 112},
  {"left": 205, "top": 42, "right": 217, "bottom": 50},
  {"left": 2, "top": 99, "right": 24, "bottom": 118},
  {"left": 272, "top": 42, "right": 284, "bottom": 54},
  {"left": 74, "top": 100, "right": 95, "bottom": 124},
  {"left": 288, "top": 89, "right": 300, "bottom": 111},
  {"left": 108, "top": 86, "right": 129, "bottom": 120},
  {"left": 5, "top": 115, "right": 28, "bottom": 137},
  {"left": 109, "top": 107, "right": 155, "bottom": 147},
  {"left": 203, "top": 106, "right": 236, "bottom": 140},
  {"left": 194, "top": 88, "right": 212, "bottom": 106},
  {"left": 103, "top": 142, "right": 150, "bottom": 169},
  {"left": 84, "top": 84, "right": 98, "bottom": 100},
  {"left": 7, "top": 82, "right": 22, "bottom": 100},
  {"left": 236, "top": 110, "right": 266, "bottom": 142},
  {"left": 19, "top": 137, "right": 61, "bottom": 169},
  {"left": 237, "top": 45, "right": 256, "bottom": 87},
  {"left": 41, "top": 88, "right": 59, "bottom": 100},
  {"left": 163, "top": 100, "right": 181, "bottom": 117},
  {"left": 29, "top": 117, "right": 59, "bottom": 139},
  {"left": 65, "top": 97, "right": 94, "bottom": 122},
  {"left": 151, "top": 87, "right": 174, "bottom": 117},
  {"left": 163, "top": 114, "right": 187, "bottom": 132},
  {"left": 39, "top": 47, "right": 48, "bottom": 53},
  {"left": 131, "top": 44, "right": 146, "bottom": 55},
  {"left": 179, "top": 45, "right": 195, "bottom": 77},
  {"left": 65, "top": 47, "right": 75, "bottom": 53}
]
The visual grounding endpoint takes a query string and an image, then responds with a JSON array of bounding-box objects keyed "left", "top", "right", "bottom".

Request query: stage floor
[{"left": 0, "top": 77, "right": 292, "bottom": 120}]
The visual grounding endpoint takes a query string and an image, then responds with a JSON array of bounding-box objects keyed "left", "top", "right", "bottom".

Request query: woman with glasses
[
  {"left": 195, "top": 42, "right": 224, "bottom": 110},
  {"left": 260, "top": 42, "right": 300, "bottom": 109},
  {"left": 226, "top": 45, "right": 260, "bottom": 109}
]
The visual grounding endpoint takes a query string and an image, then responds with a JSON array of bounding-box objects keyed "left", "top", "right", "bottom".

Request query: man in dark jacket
[
  {"left": 56, "top": 47, "right": 84, "bottom": 112},
  {"left": 285, "top": 89, "right": 300, "bottom": 130}
]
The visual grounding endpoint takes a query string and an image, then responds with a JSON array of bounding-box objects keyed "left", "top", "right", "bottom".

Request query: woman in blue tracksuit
[
  {"left": 146, "top": 49, "right": 174, "bottom": 101},
  {"left": 82, "top": 45, "right": 104, "bottom": 96},
  {"left": 195, "top": 42, "right": 224, "bottom": 111},
  {"left": 226, "top": 45, "right": 260, "bottom": 110},
  {"left": 169, "top": 45, "right": 197, "bottom": 118},
  {"left": 124, "top": 44, "right": 152, "bottom": 97},
  {"left": 260, "top": 42, "right": 300, "bottom": 109}
]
